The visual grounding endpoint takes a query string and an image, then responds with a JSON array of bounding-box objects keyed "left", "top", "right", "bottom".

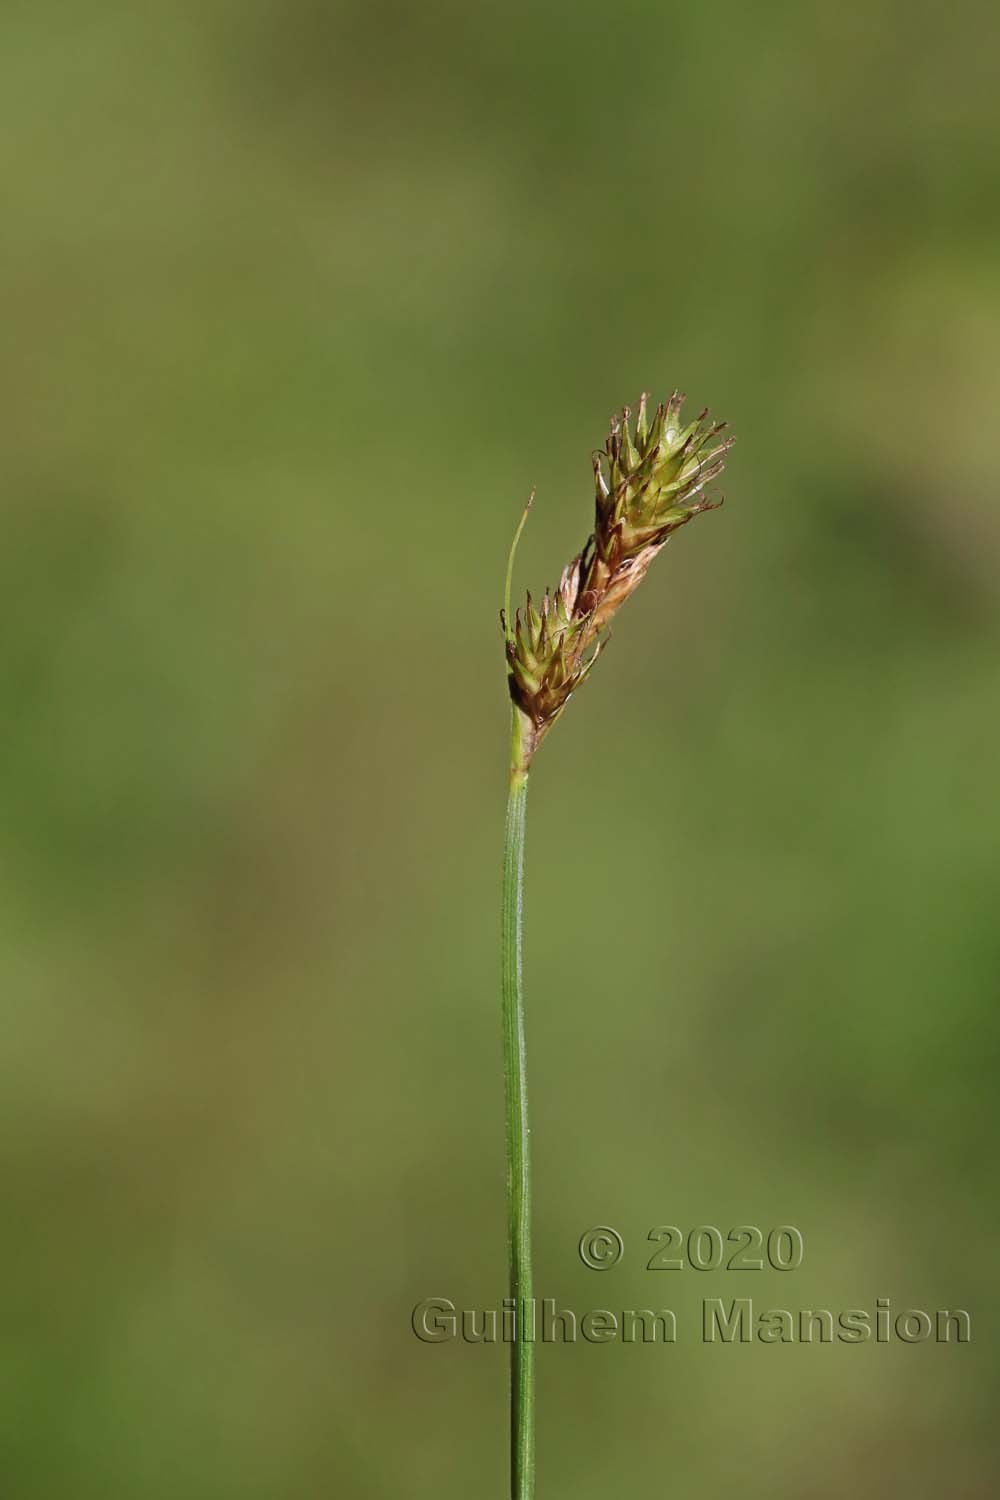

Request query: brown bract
[{"left": 502, "top": 392, "right": 732, "bottom": 770}]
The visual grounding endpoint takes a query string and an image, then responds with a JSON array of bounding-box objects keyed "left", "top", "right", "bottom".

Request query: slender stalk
[
  {"left": 497, "top": 391, "right": 731, "bottom": 1498},
  {"left": 502, "top": 714, "right": 533, "bottom": 1499}
]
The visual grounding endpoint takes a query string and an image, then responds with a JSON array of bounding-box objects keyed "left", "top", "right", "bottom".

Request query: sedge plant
[{"left": 499, "top": 391, "right": 733, "bottom": 1498}]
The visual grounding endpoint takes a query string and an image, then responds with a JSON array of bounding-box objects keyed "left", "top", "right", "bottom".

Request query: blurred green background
[{"left": 2, "top": 2, "right": 999, "bottom": 1495}]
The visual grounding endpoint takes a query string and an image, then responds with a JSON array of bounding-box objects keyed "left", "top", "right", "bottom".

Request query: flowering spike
[{"left": 504, "top": 391, "right": 732, "bottom": 770}]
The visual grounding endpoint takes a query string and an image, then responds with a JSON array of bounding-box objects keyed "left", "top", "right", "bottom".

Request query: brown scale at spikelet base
[{"left": 503, "top": 392, "right": 733, "bottom": 767}]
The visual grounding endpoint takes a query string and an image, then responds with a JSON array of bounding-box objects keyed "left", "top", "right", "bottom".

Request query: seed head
[
  {"left": 503, "top": 392, "right": 732, "bottom": 771},
  {"left": 502, "top": 557, "right": 606, "bottom": 755},
  {"left": 582, "top": 391, "right": 734, "bottom": 631}
]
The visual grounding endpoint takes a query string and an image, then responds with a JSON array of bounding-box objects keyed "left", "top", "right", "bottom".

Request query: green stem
[{"left": 502, "top": 728, "right": 534, "bottom": 1499}]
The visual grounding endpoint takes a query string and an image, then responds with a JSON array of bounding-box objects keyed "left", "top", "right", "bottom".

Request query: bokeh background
[{"left": 3, "top": 2, "right": 999, "bottom": 1495}]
